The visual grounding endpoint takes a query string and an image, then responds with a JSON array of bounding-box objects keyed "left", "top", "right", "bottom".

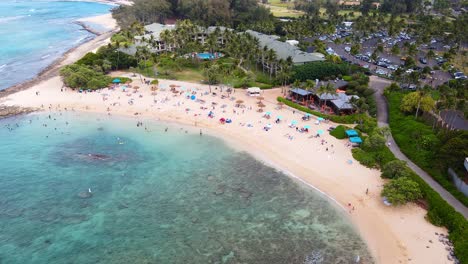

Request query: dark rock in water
[
  {"left": 97, "top": 127, "right": 104, "bottom": 131},
  {"left": 87, "top": 153, "right": 110, "bottom": 160},
  {"left": 78, "top": 191, "right": 93, "bottom": 199},
  {"left": 0, "top": 106, "right": 37, "bottom": 119},
  {"left": 191, "top": 217, "right": 199, "bottom": 223},
  {"left": 236, "top": 188, "right": 252, "bottom": 199},
  {"left": 44, "top": 239, "right": 52, "bottom": 244},
  {"left": 80, "top": 202, "right": 90, "bottom": 208},
  {"left": 214, "top": 185, "right": 225, "bottom": 195}
]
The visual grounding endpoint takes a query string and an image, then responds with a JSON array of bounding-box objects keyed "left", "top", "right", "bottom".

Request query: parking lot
[{"left": 305, "top": 29, "right": 457, "bottom": 88}]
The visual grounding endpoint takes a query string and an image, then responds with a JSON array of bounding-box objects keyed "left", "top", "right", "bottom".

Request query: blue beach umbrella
[
  {"left": 276, "top": 116, "right": 283, "bottom": 120},
  {"left": 291, "top": 120, "right": 298, "bottom": 125},
  {"left": 191, "top": 95, "right": 196, "bottom": 100},
  {"left": 305, "top": 113, "right": 312, "bottom": 117},
  {"left": 112, "top": 78, "right": 121, "bottom": 83},
  {"left": 317, "top": 117, "right": 325, "bottom": 121},
  {"left": 317, "top": 129, "right": 324, "bottom": 135},
  {"left": 304, "top": 125, "right": 311, "bottom": 129},
  {"left": 265, "top": 111, "right": 271, "bottom": 116}
]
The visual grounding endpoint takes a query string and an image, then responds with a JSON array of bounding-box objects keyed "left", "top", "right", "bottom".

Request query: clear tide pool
[
  {"left": 0, "top": 0, "right": 112, "bottom": 90},
  {"left": 0, "top": 112, "right": 373, "bottom": 263}
]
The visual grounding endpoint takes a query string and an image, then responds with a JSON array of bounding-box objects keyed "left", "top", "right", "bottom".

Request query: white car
[
  {"left": 344, "top": 46, "right": 351, "bottom": 52},
  {"left": 406, "top": 69, "right": 414, "bottom": 74}
]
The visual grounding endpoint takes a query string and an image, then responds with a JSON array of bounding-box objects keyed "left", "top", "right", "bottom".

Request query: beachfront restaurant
[
  {"left": 289, "top": 88, "right": 313, "bottom": 105},
  {"left": 330, "top": 94, "right": 359, "bottom": 114},
  {"left": 315, "top": 92, "right": 358, "bottom": 114}
]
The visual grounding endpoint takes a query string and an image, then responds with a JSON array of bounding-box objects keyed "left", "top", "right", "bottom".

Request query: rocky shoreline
[{"left": 0, "top": 106, "right": 38, "bottom": 119}]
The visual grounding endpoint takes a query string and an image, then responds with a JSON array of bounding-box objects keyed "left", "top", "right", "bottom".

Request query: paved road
[{"left": 369, "top": 75, "right": 468, "bottom": 219}]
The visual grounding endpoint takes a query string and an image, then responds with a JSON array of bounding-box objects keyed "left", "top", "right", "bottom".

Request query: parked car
[{"left": 419, "top": 57, "right": 427, "bottom": 64}]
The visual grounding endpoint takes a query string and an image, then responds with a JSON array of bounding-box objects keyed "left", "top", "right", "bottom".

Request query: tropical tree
[
  {"left": 400, "top": 87, "right": 435, "bottom": 119},
  {"left": 382, "top": 160, "right": 412, "bottom": 179},
  {"left": 381, "top": 177, "right": 422, "bottom": 205}
]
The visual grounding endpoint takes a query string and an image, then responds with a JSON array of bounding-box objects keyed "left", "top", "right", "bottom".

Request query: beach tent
[
  {"left": 247, "top": 87, "right": 261, "bottom": 97},
  {"left": 112, "top": 78, "right": 121, "bottom": 83},
  {"left": 349, "top": 137, "right": 362, "bottom": 144},
  {"left": 345, "top": 130, "right": 359, "bottom": 137}
]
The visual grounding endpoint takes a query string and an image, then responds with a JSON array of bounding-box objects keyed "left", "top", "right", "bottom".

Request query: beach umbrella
[
  {"left": 112, "top": 78, "right": 121, "bottom": 83},
  {"left": 317, "top": 129, "right": 324, "bottom": 135},
  {"left": 266, "top": 123, "right": 272, "bottom": 128},
  {"left": 151, "top": 86, "right": 158, "bottom": 92},
  {"left": 317, "top": 117, "right": 325, "bottom": 121},
  {"left": 304, "top": 125, "right": 311, "bottom": 129},
  {"left": 291, "top": 120, "right": 298, "bottom": 125},
  {"left": 305, "top": 113, "right": 312, "bottom": 117},
  {"left": 191, "top": 95, "right": 196, "bottom": 100},
  {"left": 258, "top": 102, "right": 266, "bottom": 108},
  {"left": 257, "top": 96, "right": 264, "bottom": 102},
  {"left": 133, "top": 86, "right": 140, "bottom": 90},
  {"left": 172, "top": 90, "right": 179, "bottom": 94},
  {"left": 276, "top": 115, "right": 283, "bottom": 120},
  {"left": 265, "top": 111, "right": 271, "bottom": 116},
  {"left": 236, "top": 99, "right": 244, "bottom": 104},
  {"left": 170, "top": 84, "right": 176, "bottom": 88}
]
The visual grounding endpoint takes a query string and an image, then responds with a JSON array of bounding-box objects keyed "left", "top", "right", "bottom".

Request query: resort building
[{"left": 245, "top": 30, "right": 325, "bottom": 66}]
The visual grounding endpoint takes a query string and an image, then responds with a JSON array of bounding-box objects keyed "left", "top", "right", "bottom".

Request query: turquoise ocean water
[
  {"left": 0, "top": 112, "right": 373, "bottom": 263},
  {"left": 0, "top": 0, "right": 112, "bottom": 90}
]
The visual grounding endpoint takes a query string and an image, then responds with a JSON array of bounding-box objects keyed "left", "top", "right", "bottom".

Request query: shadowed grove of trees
[{"left": 112, "top": 0, "right": 273, "bottom": 28}]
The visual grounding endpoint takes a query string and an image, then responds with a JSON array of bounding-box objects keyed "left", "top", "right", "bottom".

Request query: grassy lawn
[{"left": 262, "top": 0, "right": 304, "bottom": 18}]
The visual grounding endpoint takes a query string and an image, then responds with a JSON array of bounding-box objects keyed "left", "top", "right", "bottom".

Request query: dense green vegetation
[
  {"left": 112, "top": 0, "right": 273, "bottom": 28},
  {"left": 329, "top": 125, "right": 348, "bottom": 139},
  {"left": 386, "top": 91, "right": 468, "bottom": 207},
  {"left": 292, "top": 62, "right": 352, "bottom": 81},
  {"left": 60, "top": 45, "right": 138, "bottom": 90},
  {"left": 60, "top": 64, "right": 111, "bottom": 90}
]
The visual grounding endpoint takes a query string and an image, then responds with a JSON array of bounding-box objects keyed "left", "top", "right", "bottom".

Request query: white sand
[
  {"left": 0, "top": 12, "right": 454, "bottom": 264},
  {"left": 77, "top": 14, "right": 118, "bottom": 32}
]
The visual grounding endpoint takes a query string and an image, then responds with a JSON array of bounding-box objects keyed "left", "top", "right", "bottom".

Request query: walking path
[{"left": 369, "top": 75, "right": 468, "bottom": 219}]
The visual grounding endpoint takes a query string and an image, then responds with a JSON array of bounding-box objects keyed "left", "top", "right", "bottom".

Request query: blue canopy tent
[
  {"left": 349, "top": 137, "right": 363, "bottom": 144},
  {"left": 345, "top": 129, "right": 359, "bottom": 137},
  {"left": 112, "top": 78, "right": 121, "bottom": 83}
]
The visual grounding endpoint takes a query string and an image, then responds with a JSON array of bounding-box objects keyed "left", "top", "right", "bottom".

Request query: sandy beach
[{"left": 0, "top": 11, "right": 454, "bottom": 264}]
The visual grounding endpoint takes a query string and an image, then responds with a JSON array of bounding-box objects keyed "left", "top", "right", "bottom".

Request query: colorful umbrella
[
  {"left": 304, "top": 125, "right": 311, "bottom": 129},
  {"left": 317, "top": 129, "right": 324, "bottom": 135},
  {"left": 276, "top": 116, "right": 283, "bottom": 120},
  {"left": 291, "top": 120, "right": 298, "bottom": 125},
  {"left": 317, "top": 117, "right": 325, "bottom": 121}
]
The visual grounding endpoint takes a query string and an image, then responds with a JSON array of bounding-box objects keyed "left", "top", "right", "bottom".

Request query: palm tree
[{"left": 266, "top": 49, "right": 277, "bottom": 80}]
